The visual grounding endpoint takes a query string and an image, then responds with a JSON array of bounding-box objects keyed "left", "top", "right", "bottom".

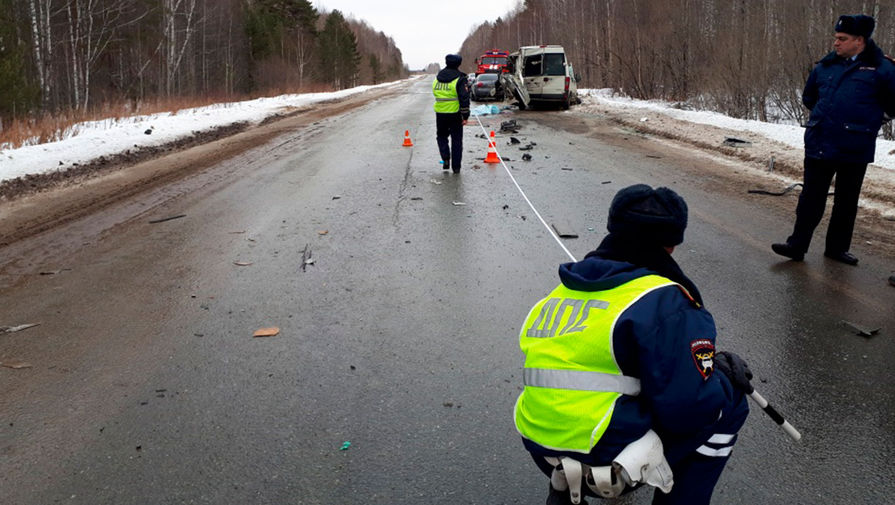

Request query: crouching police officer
[{"left": 514, "top": 184, "right": 753, "bottom": 505}]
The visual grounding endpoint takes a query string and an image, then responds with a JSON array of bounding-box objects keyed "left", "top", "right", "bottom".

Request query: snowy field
[
  {"left": 0, "top": 79, "right": 410, "bottom": 184},
  {"left": 2, "top": 80, "right": 894, "bottom": 185},
  {"left": 578, "top": 88, "right": 895, "bottom": 172}
]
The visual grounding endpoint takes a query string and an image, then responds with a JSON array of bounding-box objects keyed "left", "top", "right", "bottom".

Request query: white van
[{"left": 502, "top": 45, "right": 580, "bottom": 110}]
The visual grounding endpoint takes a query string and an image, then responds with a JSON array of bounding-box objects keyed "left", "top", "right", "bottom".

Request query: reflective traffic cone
[
  {"left": 484, "top": 132, "right": 501, "bottom": 164},
  {"left": 402, "top": 130, "right": 414, "bottom": 147}
]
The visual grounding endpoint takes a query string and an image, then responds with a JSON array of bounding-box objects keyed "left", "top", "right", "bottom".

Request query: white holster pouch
[{"left": 544, "top": 430, "right": 673, "bottom": 503}]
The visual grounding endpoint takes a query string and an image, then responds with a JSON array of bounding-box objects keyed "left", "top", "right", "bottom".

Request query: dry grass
[{"left": 0, "top": 84, "right": 336, "bottom": 151}]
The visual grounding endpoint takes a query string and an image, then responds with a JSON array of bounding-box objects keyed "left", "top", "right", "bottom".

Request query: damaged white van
[{"left": 502, "top": 45, "right": 580, "bottom": 110}]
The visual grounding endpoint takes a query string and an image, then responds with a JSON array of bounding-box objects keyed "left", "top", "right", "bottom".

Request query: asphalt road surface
[{"left": 2, "top": 78, "right": 893, "bottom": 505}]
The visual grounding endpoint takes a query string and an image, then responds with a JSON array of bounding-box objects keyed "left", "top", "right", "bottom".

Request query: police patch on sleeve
[{"left": 690, "top": 339, "right": 715, "bottom": 379}]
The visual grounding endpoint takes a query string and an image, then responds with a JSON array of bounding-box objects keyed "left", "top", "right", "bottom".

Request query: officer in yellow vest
[
  {"left": 433, "top": 54, "right": 470, "bottom": 173},
  {"left": 515, "top": 184, "right": 752, "bottom": 505}
]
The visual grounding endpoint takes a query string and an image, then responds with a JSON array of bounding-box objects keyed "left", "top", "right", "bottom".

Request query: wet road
[{"left": 1, "top": 78, "right": 893, "bottom": 505}]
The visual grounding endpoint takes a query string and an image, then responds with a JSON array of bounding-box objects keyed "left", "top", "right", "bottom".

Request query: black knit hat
[
  {"left": 607, "top": 184, "right": 688, "bottom": 246},
  {"left": 835, "top": 14, "right": 875, "bottom": 39},
  {"left": 445, "top": 54, "right": 462, "bottom": 68}
]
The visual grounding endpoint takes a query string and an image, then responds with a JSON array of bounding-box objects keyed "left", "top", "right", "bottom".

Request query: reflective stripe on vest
[
  {"left": 524, "top": 368, "right": 641, "bottom": 396},
  {"left": 433, "top": 77, "right": 460, "bottom": 113},
  {"left": 514, "top": 275, "right": 677, "bottom": 454}
]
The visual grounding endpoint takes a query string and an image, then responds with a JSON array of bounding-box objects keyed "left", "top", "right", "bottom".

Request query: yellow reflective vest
[
  {"left": 514, "top": 274, "right": 677, "bottom": 453},
  {"left": 433, "top": 77, "right": 460, "bottom": 113}
]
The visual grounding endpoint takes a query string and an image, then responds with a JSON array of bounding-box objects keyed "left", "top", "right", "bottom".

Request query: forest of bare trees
[
  {"left": 460, "top": 0, "right": 894, "bottom": 128},
  {"left": 0, "top": 0, "right": 408, "bottom": 129}
]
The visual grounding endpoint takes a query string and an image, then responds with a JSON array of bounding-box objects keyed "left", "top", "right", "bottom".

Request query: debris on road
[
  {"left": 841, "top": 320, "right": 881, "bottom": 338},
  {"left": 509, "top": 137, "right": 521, "bottom": 144},
  {"left": 522, "top": 154, "right": 532, "bottom": 161},
  {"left": 301, "top": 244, "right": 313, "bottom": 271},
  {"left": 519, "top": 144, "right": 534, "bottom": 151},
  {"left": 723, "top": 137, "right": 752, "bottom": 147},
  {"left": 748, "top": 183, "right": 803, "bottom": 196},
  {"left": 601, "top": 181, "right": 612, "bottom": 184},
  {"left": 340, "top": 441, "right": 351, "bottom": 451},
  {"left": 148, "top": 214, "right": 186, "bottom": 224},
  {"left": 318, "top": 230, "right": 329, "bottom": 235},
  {"left": 561, "top": 167, "right": 573, "bottom": 171},
  {"left": 1, "top": 323, "right": 40, "bottom": 333},
  {"left": 332, "top": 195, "right": 342, "bottom": 200},
  {"left": 1, "top": 359, "right": 33, "bottom": 369},
  {"left": 552, "top": 221, "right": 579, "bottom": 239},
  {"left": 253, "top": 327, "right": 280, "bottom": 338},
  {"left": 500, "top": 120, "right": 519, "bottom": 133},
  {"left": 452, "top": 201, "right": 466, "bottom": 206},
  {"left": 430, "top": 179, "right": 442, "bottom": 185},
  {"left": 39, "top": 269, "right": 70, "bottom": 275},
  {"left": 233, "top": 261, "right": 253, "bottom": 266},
  {"left": 410, "top": 197, "right": 423, "bottom": 201}
]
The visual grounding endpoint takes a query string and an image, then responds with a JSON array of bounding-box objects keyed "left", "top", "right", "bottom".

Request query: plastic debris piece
[
  {"left": 552, "top": 221, "right": 579, "bottom": 239},
  {"left": 522, "top": 154, "right": 532, "bottom": 161},
  {"left": 561, "top": 167, "right": 573, "bottom": 171},
  {"left": 340, "top": 441, "right": 351, "bottom": 451},
  {"left": 234, "top": 261, "right": 253, "bottom": 266},
  {"left": 1, "top": 324, "right": 40, "bottom": 333},
  {"left": 318, "top": 230, "right": 329, "bottom": 235},
  {"left": 301, "top": 244, "right": 313, "bottom": 272},
  {"left": 452, "top": 201, "right": 466, "bottom": 206},
  {"left": 253, "top": 327, "right": 280, "bottom": 338},
  {"left": 430, "top": 179, "right": 442, "bottom": 185},
  {"left": 841, "top": 320, "right": 880, "bottom": 337},
  {"left": 410, "top": 197, "right": 423, "bottom": 201},
  {"left": 509, "top": 137, "right": 521, "bottom": 144},
  {"left": 722, "top": 137, "right": 752, "bottom": 147},
  {"left": 148, "top": 214, "right": 186, "bottom": 224},
  {"left": 1, "top": 359, "right": 33, "bottom": 369},
  {"left": 332, "top": 195, "right": 342, "bottom": 200}
]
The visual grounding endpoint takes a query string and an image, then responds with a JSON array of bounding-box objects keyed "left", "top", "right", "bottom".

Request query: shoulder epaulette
[{"left": 676, "top": 284, "right": 701, "bottom": 309}]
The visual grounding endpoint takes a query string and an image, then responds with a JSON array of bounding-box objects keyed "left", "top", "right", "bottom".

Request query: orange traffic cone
[
  {"left": 484, "top": 131, "right": 501, "bottom": 163},
  {"left": 402, "top": 130, "right": 414, "bottom": 147}
]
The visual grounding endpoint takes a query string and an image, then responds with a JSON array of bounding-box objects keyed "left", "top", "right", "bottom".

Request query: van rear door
[{"left": 540, "top": 51, "right": 567, "bottom": 99}]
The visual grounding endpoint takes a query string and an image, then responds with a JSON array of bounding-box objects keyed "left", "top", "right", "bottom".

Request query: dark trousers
[
  {"left": 530, "top": 394, "right": 749, "bottom": 505},
  {"left": 787, "top": 157, "right": 867, "bottom": 254},
  {"left": 435, "top": 112, "right": 463, "bottom": 169}
]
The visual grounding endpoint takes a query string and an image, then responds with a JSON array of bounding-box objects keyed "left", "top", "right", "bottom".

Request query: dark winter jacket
[
  {"left": 435, "top": 67, "right": 471, "bottom": 120},
  {"left": 803, "top": 39, "right": 895, "bottom": 163},
  {"left": 522, "top": 235, "right": 740, "bottom": 465}
]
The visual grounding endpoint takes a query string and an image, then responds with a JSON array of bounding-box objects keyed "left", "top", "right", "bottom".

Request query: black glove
[{"left": 713, "top": 351, "right": 754, "bottom": 394}]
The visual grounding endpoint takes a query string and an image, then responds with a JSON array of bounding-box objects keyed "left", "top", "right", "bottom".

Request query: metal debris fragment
[
  {"left": 841, "top": 321, "right": 880, "bottom": 338},
  {"left": 1, "top": 324, "right": 40, "bottom": 333}
]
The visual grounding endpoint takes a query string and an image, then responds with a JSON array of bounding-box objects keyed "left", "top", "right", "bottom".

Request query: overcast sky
[{"left": 313, "top": 0, "right": 521, "bottom": 70}]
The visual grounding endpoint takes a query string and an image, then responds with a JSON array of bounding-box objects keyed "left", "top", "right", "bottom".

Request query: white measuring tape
[{"left": 472, "top": 113, "right": 578, "bottom": 262}]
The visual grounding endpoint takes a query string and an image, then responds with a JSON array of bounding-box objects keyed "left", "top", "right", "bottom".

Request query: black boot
[
  {"left": 546, "top": 485, "right": 585, "bottom": 505},
  {"left": 772, "top": 242, "right": 804, "bottom": 261}
]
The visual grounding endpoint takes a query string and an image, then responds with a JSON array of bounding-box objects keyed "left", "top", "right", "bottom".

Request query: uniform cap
[
  {"left": 445, "top": 54, "right": 462, "bottom": 68},
  {"left": 835, "top": 14, "right": 875, "bottom": 39},
  {"left": 607, "top": 184, "right": 688, "bottom": 247}
]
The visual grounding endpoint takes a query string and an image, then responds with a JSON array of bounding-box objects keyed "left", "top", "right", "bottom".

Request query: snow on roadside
[
  {"left": 0, "top": 78, "right": 414, "bottom": 184},
  {"left": 578, "top": 88, "right": 895, "bottom": 172}
]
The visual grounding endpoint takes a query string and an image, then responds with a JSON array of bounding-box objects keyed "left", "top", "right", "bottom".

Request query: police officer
[
  {"left": 515, "top": 185, "right": 752, "bottom": 505},
  {"left": 772, "top": 14, "right": 895, "bottom": 265},
  {"left": 433, "top": 54, "right": 470, "bottom": 173}
]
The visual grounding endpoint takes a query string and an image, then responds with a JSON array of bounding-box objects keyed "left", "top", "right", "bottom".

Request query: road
[{"left": 1, "top": 77, "right": 893, "bottom": 505}]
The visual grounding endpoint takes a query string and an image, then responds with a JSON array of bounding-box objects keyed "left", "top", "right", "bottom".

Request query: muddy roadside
[{"left": 0, "top": 86, "right": 401, "bottom": 247}]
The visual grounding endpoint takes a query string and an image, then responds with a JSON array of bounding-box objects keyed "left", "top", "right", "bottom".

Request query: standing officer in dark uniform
[
  {"left": 515, "top": 185, "right": 752, "bottom": 505},
  {"left": 433, "top": 54, "right": 470, "bottom": 173},
  {"left": 772, "top": 14, "right": 895, "bottom": 265}
]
